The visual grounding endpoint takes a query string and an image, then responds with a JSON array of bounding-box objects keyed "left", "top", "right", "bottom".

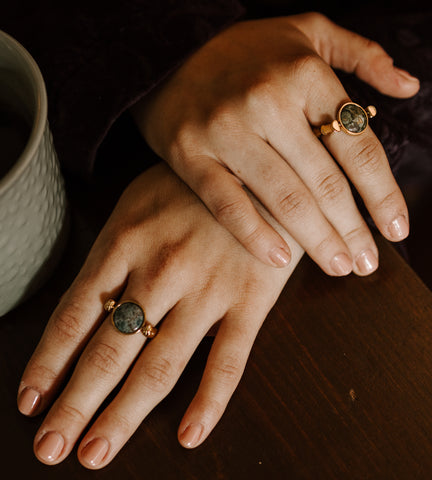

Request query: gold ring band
[
  {"left": 104, "top": 299, "right": 158, "bottom": 338},
  {"left": 313, "top": 102, "right": 376, "bottom": 138}
]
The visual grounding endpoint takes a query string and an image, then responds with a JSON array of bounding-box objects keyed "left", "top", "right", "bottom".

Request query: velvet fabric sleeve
[{"left": 0, "top": 0, "right": 244, "bottom": 178}]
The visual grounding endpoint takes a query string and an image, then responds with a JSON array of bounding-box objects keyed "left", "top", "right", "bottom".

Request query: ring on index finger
[
  {"left": 104, "top": 299, "right": 158, "bottom": 338},
  {"left": 313, "top": 102, "right": 376, "bottom": 138}
]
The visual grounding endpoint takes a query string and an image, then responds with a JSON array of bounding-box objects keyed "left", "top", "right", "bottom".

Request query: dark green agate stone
[
  {"left": 113, "top": 302, "right": 144, "bottom": 334},
  {"left": 339, "top": 103, "right": 367, "bottom": 134}
]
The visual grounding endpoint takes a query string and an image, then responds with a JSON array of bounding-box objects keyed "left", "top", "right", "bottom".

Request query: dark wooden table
[{"left": 2, "top": 202, "right": 432, "bottom": 479}]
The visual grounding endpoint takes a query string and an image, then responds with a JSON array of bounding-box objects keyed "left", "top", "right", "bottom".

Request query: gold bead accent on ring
[
  {"left": 104, "top": 299, "right": 116, "bottom": 312},
  {"left": 141, "top": 321, "right": 158, "bottom": 338}
]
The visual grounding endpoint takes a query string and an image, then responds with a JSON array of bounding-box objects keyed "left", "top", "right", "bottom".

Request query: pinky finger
[
  {"left": 179, "top": 157, "right": 291, "bottom": 268},
  {"left": 178, "top": 312, "right": 260, "bottom": 449}
]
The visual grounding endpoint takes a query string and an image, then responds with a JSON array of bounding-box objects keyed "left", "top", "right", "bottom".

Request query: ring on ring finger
[
  {"left": 104, "top": 299, "right": 158, "bottom": 338},
  {"left": 313, "top": 102, "right": 376, "bottom": 137}
]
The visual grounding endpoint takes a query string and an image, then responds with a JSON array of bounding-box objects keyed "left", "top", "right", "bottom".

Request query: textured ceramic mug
[{"left": 0, "top": 30, "right": 67, "bottom": 316}]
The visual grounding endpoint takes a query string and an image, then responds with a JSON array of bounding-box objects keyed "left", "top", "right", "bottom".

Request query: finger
[
  {"left": 291, "top": 12, "right": 420, "bottom": 98},
  {"left": 177, "top": 308, "right": 261, "bottom": 448},
  {"left": 33, "top": 266, "right": 191, "bottom": 466},
  {"left": 17, "top": 246, "right": 129, "bottom": 417},
  {"left": 322, "top": 121, "right": 409, "bottom": 247},
  {"left": 76, "top": 301, "right": 222, "bottom": 469},
  {"left": 217, "top": 137, "right": 354, "bottom": 277},
  {"left": 299, "top": 71, "right": 410, "bottom": 250},
  {"left": 267, "top": 116, "right": 379, "bottom": 276},
  {"left": 172, "top": 154, "right": 292, "bottom": 268}
]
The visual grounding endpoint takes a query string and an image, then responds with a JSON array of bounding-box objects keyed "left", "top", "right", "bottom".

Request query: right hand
[{"left": 132, "top": 12, "right": 419, "bottom": 277}]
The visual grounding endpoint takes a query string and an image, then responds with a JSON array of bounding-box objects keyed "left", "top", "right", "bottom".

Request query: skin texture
[
  {"left": 18, "top": 163, "right": 303, "bottom": 469},
  {"left": 132, "top": 12, "right": 420, "bottom": 276},
  {"left": 17, "top": 13, "right": 420, "bottom": 469}
]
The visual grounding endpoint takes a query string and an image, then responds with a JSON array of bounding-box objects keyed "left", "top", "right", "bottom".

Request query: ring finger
[
  {"left": 33, "top": 271, "right": 190, "bottom": 465},
  {"left": 76, "top": 299, "right": 226, "bottom": 469}
]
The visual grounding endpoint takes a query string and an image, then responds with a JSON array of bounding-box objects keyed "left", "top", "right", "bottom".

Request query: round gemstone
[
  {"left": 339, "top": 103, "right": 367, "bottom": 134},
  {"left": 112, "top": 302, "right": 144, "bottom": 334}
]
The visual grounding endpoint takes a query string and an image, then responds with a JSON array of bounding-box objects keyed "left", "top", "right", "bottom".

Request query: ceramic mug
[{"left": 0, "top": 30, "right": 68, "bottom": 316}]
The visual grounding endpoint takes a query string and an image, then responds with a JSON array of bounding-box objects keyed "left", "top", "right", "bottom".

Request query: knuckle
[
  {"left": 290, "top": 52, "right": 325, "bottom": 80},
  {"left": 361, "top": 38, "right": 384, "bottom": 56},
  {"left": 313, "top": 232, "right": 338, "bottom": 256},
  {"left": 49, "top": 305, "right": 85, "bottom": 343},
  {"left": 106, "top": 411, "right": 133, "bottom": 436},
  {"left": 315, "top": 172, "right": 349, "bottom": 203},
  {"left": 104, "top": 226, "right": 137, "bottom": 259},
  {"left": 199, "top": 396, "right": 226, "bottom": 420},
  {"left": 83, "top": 342, "right": 121, "bottom": 377},
  {"left": 374, "top": 189, "right": 401, "bottom": 212},
  {"left": 26, "top": 362, "right": 57, "bottom": 386},
  {"left": 212, "top": 196, "right": 250, "bottom": 227},
  {"left": 140, "top": 357, "right": 176, "bottom": 393},
  {"left": 240, "top": 222, "right": 268, "bottom": 250},
  {"left": 55, "top": 401, "right": 87, "bottom": 424},
  {"left": 350, "top": 140, "right": 383, "bottom": 176},
  {"left": 208, "top": 354, "right": 242, "bottom": 384},
  {"left": 279, "top": 189, "right": 312, "bottom": 219},
  {"left": 343, "top": 226, "right": 370, "bottom": 244},
  {"left": 307, "top": 11, "right": 328, "bottom": 23}
]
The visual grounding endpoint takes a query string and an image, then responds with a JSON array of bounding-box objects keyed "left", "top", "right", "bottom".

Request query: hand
[
  {"left": 132, "top": 12, "right": 420, "bottom": 276},
  {"left": 17, "top": 163, "right": 303, "bottom": 469}
]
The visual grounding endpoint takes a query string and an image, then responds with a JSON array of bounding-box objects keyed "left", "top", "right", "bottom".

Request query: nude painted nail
[
  {"left": 36, "top": 431, "right": 64, "bottom": 463},
  {"left": 18, "top": 387, "right": 40, "bottom": 416},
  {"left": 269, "top": 247, "right": 290, "bottom": 267},
  {"left": 355, "top": 250, "right": 378, "bottom": 275},
  {"left": 330, "top": 253, "right": 352, "bottom": 276},
  {"left": 81, "top": 438, "right": 109, "bottom": 467},
  {"left": 179, "top": 423, "right": 203, "bottom": 449},
  {"left": 388, "top": 215, "right": 409, "bottom": 240}
]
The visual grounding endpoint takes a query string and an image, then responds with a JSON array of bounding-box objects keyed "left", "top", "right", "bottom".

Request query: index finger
[{"left": 17, "top": 250, "right": 127, "bottom": 416}]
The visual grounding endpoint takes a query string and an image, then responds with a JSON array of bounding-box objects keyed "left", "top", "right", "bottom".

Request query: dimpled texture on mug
[{"left": 0, "top": 124, "right": 66, "bottom": 316}]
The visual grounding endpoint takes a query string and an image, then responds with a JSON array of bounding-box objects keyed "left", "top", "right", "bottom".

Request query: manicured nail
[
  {"left": 355, "top": 250, "right": 378, "bottom": 275},
  {"left": 330, "top": 253, "right": 352, "bottom": 276},
  {"left": 179, "top": 423, "right": 203, "bottom": 449},
  {"left": 268, "top": 246, "right": 290, "bottom": 267},
  {"left": 18, "top": 387, "right": 40, "bottom": 416},
  {"left": 36, "top": 431, "right": 64, "bottom": 463},
  {"left": 388, "top": 215, "right": 409, "bottom": 240},
  {"left": 394, "top": 67, "right": 419, "bottom": 83},
  {"left": 80, "top": 437, "right": 109, "bottom": 467}
]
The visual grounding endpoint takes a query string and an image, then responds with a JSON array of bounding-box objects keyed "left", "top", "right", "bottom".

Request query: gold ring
[
  {"left": 104, "top": 299, "right": 158, "bottom": 338},
  {"left": 313, "top": 102, "right": 376, "bottom": 137}
]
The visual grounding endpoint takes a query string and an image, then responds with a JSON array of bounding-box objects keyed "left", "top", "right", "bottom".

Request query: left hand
[{"left": 17, "top": 163, "right": 303, "bottom": 469}]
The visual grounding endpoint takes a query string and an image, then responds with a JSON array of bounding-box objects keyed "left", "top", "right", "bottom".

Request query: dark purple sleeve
[{"left": 0, "top": 0, "right": 244, "bottom": 178}]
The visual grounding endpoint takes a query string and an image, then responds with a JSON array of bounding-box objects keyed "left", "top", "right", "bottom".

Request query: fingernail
[
  {"left": 388, "top": 215, "right": 409, "bottom": 240},
  {"left": 18, "top": 387, "right": 40, "bottom": 416},
  {"left": 179, "top": 423, "right": 203, "bottom": 449},
  {"left": 81, "top": 437, "right": 109, "bottom": 467},
  {"left": 36, "top": 431, "right": 64, "bottom": 463},
  {"left": 269, "top": 246, "right": 290, "bottom": 267},
  {"left": 355, "top": 250, "right": 378, "bottom": 275},
  {"left": 394, "top": 67, "right": 419, "bottom": 83},
  {"left": 330, "top": 253, "right": 352, "bottom": 276}
]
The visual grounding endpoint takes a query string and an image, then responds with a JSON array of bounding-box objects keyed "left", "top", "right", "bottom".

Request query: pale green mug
[{"left": 0, "top": 30, "right": 68, "bottom": 316}]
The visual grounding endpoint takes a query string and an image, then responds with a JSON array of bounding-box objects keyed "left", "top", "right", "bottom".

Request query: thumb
[{"left": 292, "top": 12, "right": 420, "bottom": 99}]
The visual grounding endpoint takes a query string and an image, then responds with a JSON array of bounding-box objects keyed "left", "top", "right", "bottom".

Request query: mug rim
[{"left": 0, "top": 29, "right": 47, "bottom": 195}]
